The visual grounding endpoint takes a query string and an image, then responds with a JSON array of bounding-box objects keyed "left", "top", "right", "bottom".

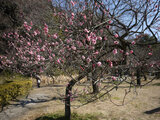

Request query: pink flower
[
  {"left": 94, "top": 51, "right": 99, "bottom": 55},
  {"left": 113, "top": 49, "right": 118, "bottom": 54},
  {"left": 126, "top": 52, "right": 129, "bottom": 55},
  {"left": 44, "top": 23, "right": 48, "bottom": 35},
  {"left": 112, "top": 76, "right": 116, "bottom": 81},
  {"left": 120, "top": 50, "right": 124, "bottom": 53},
  {"left": 131, "top": 41, "right": 136, "bottom": 45},
  {"left": 104, "top": 37, "right": 107, "bottom": 40},
  {"left": 92, "top": 39, "right": 97, "bottom": 45},
  {"left": 100, "top": 29, "right": 103, "bottom": 34},
  {"left": 84, "top": 28, "right": 89, "bottom": 33},
  {"left": 82, "top": 55, "right": 85, "bottom": 60},
  {"left": 87, "top": 58, "right": 91, "bottom": 63},
  {"left": 83, "top": 15, "right": 87, "bottom": 20},
  {"left": 130, "top": 50, "right": 133, "bottom": 54},
  {"left": 87, "top": 35, "right": 91, "bottom": 41},
  {"left": 27, "top": 42, "right": 31, "bottom": 46},
  {"left": 108, "top": 20, "right": 112, "bottom": 24},
  {"left": 114, "top": 34, "right": 119, "bottom": 38},
  {"left": 71, "top": 13, "right": 74, "bottom": 16},
  {"left": 97, "top": 36, "right": 102, "bottom": 40},
  {"left": 71, "top": 46, "right": 76, "bottom": 50},
  {"left": 71, "top": 0, "right": 75, "bottom": 6},
  {"left": 97, "top": 62, "right": 102, "bottom": 67},
  {"left": 57, "top": 59, "right": 61, "bottom": 64},
  {"left": 52, "top": 54, "right": 55, "bottom": 57},
  {"left": 114, "top": 41, "right": 119, "bottom": 44},
  {"left": 148, "top": 52, "right": 152, "bottom": 55},
  {"left": 53, "top": 33, "right": 58, "bottom": 39}
]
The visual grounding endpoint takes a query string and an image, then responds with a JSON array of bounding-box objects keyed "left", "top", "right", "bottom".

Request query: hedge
[{"left": 0, "top": 80, "right": 32, "bottom": 110}]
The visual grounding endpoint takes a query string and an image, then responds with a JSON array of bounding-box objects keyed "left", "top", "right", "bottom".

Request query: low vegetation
[
  {"left": 0, "top": 70, "right": 32, "bottom": 111},
  {"left": 36, "top": 112, "right": 98, "bottom": 120}
]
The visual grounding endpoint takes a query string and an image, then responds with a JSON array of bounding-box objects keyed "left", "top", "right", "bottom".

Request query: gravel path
[{"left": 0, "top": 86, "right": 65, "bottom": 120}]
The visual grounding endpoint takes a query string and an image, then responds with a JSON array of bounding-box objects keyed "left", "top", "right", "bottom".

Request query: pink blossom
[
  {"left": 104, "top": 37, "right": 107, "bottom": 40},
  {"left": 27, "top": 42, "right": 31, "bottom": 46},
  {"left": 87, "top": 58, "right": 91, "bottom": 63},
  {"left": 120, "top": 50, "right": 124, "bottom": 53},
  {"left": 126, "top": 52, "right": 129, "bottom": 55},
  {"left": 83, "top": 15, "right": 87, "bottom": 20},
  {"left": 107, "top": 60, "right": 113, "bottom": 67},
  {"left": 112, "top": 76, "right": 116, "bottom": 81},
  {"left": 37, "top": 57, "right": 41, "bottom": 61},
  {"left": 57, "top": 59, "right": 61, "bottom": 64},
  {"left": 30, "top": 21, "right": 33, "bottom": 26},
  {"left": 33, "top": 31, "right": 38, "bottom": 36},
  {"left": 29, "top": 51, "right": 33, "bottom": 55},
  {"left": 100, "top": 29, "right": 103, "bottom": 34},
  {"left": 148, "top": 52, "right": 152, "bottom": 55},
  {"left": 53, "top": 33, "right": 58, "bottom": 39},
  {"left": 106, "top": 25, "right": 110, "bottom": 29},
  {"left": 92, "top": 39, "right": 97, "bottom": 45},
  {"left": 71, "top": 0, "right": 75, "bottom": 6},
  {"left": 65, "top": 29, "right": 68, "bottom": 32},
  {"left": 131, "top": 41, "right": 136, "bottom": 45},
  {"left": 114, "top": 41, "right": 119, "bottom": 44},
  {"left": 71, "top": 46, "right": 76, "bottom": 50},
  {"left": 84, "top": 28, "right": 90, "bottom": 33},
  {"left": 71, "top": 12, "right": 74, "bottom": 16},
  {"left": 44, "top": 23, "right": 48, "bottom": 35},
  {"left": 41, "top": 57, "right": 45, "bottom": 61},
  {"left": 97, "top": 62, "right": 102, "bottom": 67},
  {"left": 97, "top": 36, "right": 102, "bottom": 40},
  {"left": 82, "top": 55, "right": 85, "bottom": 60},
  {"left": 52, "top": 54, "right": 55, "bottom": 57},
  {"left": 108, "top": 20, "right": 112, "bottom": 24},
  {"left": 79, "top": 22, "right": 84, "bottom": 26},
  {"left": 113, "top": 49, "right": 118, "bottom": 54},
  {"left": 130, "top": 50, "right": 133, "bottom": 54},
  {"left": 86, "top": 35, "right": 91, "bottom": 41},
  {"left": 114, "top": 34, "right": 119, "bottom": 38},
  {"left": 94, "top": 51, "right": 99, "bottom": 55}
]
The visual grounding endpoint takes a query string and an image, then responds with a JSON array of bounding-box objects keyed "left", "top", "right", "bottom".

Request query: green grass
[{"left": 35, "top": 112, "right": 98, "bottom": 120}]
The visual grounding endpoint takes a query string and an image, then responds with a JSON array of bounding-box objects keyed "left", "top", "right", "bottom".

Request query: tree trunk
[
  {"left": 65, "top": 75, "right": 85, "bottom": 120},
  {"left": 65, "top": 88, "right": 71, "bottom": 120},
  {"left": 92, "top": 71, "right": 99, "bottom": 94},
  {"left": 136, "top": 68, "right": 141, "bottom": 86}
]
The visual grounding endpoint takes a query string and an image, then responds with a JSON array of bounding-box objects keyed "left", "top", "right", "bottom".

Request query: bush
[
  {"left": 0, "top": 70, "right": 31, "bottom": 84},
  {"left": 0, "top": 79, "right": 32, "bottom": 110}
]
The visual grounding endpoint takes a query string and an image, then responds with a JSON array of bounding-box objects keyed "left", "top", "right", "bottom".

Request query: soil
[{"left": 0, "top": 80, "right": 160, "bottom": 120}]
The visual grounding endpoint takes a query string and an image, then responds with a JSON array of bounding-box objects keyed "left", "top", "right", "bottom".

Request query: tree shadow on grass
[
  {"left": 35, "top": 116, "right": 65, "bottom": 120},
  {"left": 144, "top": 107, "right": 160, "bottom": 114}
]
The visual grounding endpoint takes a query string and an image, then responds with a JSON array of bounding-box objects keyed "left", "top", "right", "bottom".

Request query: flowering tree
[{"left": 0, "top": 0, "right": 160, "bottom": 120}]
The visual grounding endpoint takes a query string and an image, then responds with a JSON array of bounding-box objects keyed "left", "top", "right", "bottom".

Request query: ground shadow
[
  {"left": 144, "top": 107, "right": 160, "bottom": 114},
  {"left": 12, "top": 96, "right": 63, "bottom": 107},
  {"left": 35, "top": 116, "right": 65, "bottom": 120}
]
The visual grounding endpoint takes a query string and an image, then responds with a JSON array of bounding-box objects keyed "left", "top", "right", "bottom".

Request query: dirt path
[{"left": 0, "top": 81, "right": 160, "bottom": 120}]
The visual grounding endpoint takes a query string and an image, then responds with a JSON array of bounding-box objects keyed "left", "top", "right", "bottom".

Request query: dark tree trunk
[
  {"left": 65, "top": 87, "right": 71, "bottom": 120},
  {"left": 136, "top": 68, "right": 141, "bottom": 86},
  {"left": 92, "top": 80, "right": 99, "bottom": 93},
  {"left": 65, "top": 75, "right": 85, "bottom": 120},
  {"left": 155, "top": 72, "right": 160, "bottom": 79},
  {"left": 92, "top": 71, "right": 99, "bottom": 94}
]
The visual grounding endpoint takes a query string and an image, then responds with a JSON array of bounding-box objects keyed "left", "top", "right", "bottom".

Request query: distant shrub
[
  {"left": 0, "top": 72, "right": 32, "bottom": 111},
  {"left": 0, "top": 70, "right": 31, "bottom": 84}
]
